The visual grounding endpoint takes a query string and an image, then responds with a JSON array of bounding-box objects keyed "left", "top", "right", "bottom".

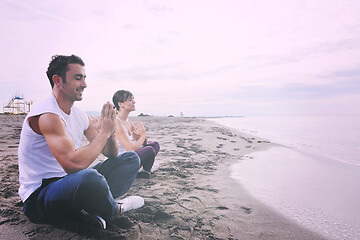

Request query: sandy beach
[{"left": 0, "top": 115, "right": 325, "bottom": 239}]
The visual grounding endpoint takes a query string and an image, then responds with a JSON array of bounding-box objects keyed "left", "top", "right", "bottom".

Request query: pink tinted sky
[{"left": 0, "top": 0, "right": 359, "bottom": 117}]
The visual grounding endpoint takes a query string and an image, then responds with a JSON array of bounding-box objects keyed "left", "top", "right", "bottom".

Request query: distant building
[{"left": 3, "top": 95, "right": 32, "bottom": 115}]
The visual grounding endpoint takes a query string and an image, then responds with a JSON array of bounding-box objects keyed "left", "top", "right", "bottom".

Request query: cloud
[
  {"left": 1, "top": 0, "right": 360, "bottom": 116},
  {"left": 2, "top": 0, "right": 74, "bottom": 25},
  {"left": 325, "top": 68, "right": 360, "bottom": 80}
]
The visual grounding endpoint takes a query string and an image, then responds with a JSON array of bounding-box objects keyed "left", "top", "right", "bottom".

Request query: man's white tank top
[{"left": 18, "top": 94, "right": 89, "bottom": 202}]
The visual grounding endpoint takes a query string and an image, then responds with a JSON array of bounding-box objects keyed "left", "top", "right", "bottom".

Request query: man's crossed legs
[{"left": 24, "top": 151, "right": 144, "bottom": 229}]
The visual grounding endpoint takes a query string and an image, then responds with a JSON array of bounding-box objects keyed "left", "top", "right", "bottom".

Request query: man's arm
[
  {"left": 38, "top": 103, "right": 116, "bottom": 174},
  {"left": 85, "top": 118, "right": 118, "bottom": 158}
]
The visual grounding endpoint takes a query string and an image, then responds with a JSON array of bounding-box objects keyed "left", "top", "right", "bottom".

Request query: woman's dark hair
[
  {"left": 112, "top": 90, "right": 133, "bottom": 110},
  {"left": 46, "top": 54, "right": 85, "bottom": 88}
]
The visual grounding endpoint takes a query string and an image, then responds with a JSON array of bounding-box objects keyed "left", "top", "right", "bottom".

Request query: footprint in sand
[
  {"left": 216, "top": 206, "right": 228, "bottom": 210},
  {"left": 241, "top": 206, "right": 252, "bottom": 214}
]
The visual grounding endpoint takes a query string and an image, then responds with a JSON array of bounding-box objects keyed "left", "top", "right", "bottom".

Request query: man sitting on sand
[{"left": 18, "top": 54, "right": 144, "bottom": 229}]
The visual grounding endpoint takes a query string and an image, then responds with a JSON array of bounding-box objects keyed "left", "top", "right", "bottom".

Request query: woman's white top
[{"left": 116, "top": 117, "right": 135, "bottom": 155}]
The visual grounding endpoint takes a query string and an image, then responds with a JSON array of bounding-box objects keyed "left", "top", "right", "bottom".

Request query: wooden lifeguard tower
[{"left": 3, "top": 95, "right": 32, "bottom": 115}]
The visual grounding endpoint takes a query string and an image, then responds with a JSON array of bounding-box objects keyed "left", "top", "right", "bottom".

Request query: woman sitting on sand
[{"left": 112, "top": 90, "right": 160, "bottom": 178}]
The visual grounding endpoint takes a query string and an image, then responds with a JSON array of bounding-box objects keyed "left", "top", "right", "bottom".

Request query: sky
[{"left": 0, "top": 0, "right": 359, "bottom": 117}]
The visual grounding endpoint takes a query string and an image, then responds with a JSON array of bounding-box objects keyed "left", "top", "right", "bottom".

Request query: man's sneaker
[
  {"left": 117, "top": 196, "right": 144, "bottom": 213},
  {"left": 137, "top": 169, "right": 151, "bottom": 179},
  {"left": 79, "top": 209, "right": 106, "bottom": 229}
]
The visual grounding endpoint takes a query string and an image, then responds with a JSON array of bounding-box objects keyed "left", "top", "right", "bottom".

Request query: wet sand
[
  {"left": 0, "top": 115, "right": 325, "bottom": 239},
  {"left": 231, "top": 147, "right": 360, "bottom": 239}
]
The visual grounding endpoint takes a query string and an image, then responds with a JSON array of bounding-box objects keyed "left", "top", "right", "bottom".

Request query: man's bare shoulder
[{"left": 29, "top": 113, "right": 65, "bottom": 135}]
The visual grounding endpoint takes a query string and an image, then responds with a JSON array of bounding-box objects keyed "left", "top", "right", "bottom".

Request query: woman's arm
[
  {"left": 115, "top": 119, "right": 146, "bottom": 151},
  {"left": 130, "top": 120, "right": 148, "bottom": 146}
]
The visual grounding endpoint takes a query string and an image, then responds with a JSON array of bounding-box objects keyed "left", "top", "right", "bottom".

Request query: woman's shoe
[
  {"left": 137, "top": 169, "right": 151, "bottom": 179},
  {"left": 150, "top": 162, "right": 159, "bottom": 172}
]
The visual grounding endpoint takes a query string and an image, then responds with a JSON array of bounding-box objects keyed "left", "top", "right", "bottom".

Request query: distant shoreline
[
  {"left": 198, "top": 115, "right": 244, "bottom": 118},
  {"left": 85, "top": 111, "right": 245, "bottom": 119}
]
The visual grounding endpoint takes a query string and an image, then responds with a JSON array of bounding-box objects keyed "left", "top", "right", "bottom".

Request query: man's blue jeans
[{"left": 23, "top": 151, "right": 140, "bottom": 223}]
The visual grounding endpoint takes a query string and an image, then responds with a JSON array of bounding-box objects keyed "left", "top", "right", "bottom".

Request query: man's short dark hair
[{"left": 46, "top": 55, "right": 85, "bottom": 88}]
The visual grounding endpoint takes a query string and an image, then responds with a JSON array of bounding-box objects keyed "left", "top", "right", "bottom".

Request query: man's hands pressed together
[{"left": 97, "top": 102, "right": 117, "bottom": 138}]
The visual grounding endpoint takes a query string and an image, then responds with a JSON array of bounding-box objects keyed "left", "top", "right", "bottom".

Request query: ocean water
[
  {"left": 209, "top": 116, "right": 360, "bottom": 240},
  {"left": 209, "top": 116, "right": 360, "bottom": 167}
]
